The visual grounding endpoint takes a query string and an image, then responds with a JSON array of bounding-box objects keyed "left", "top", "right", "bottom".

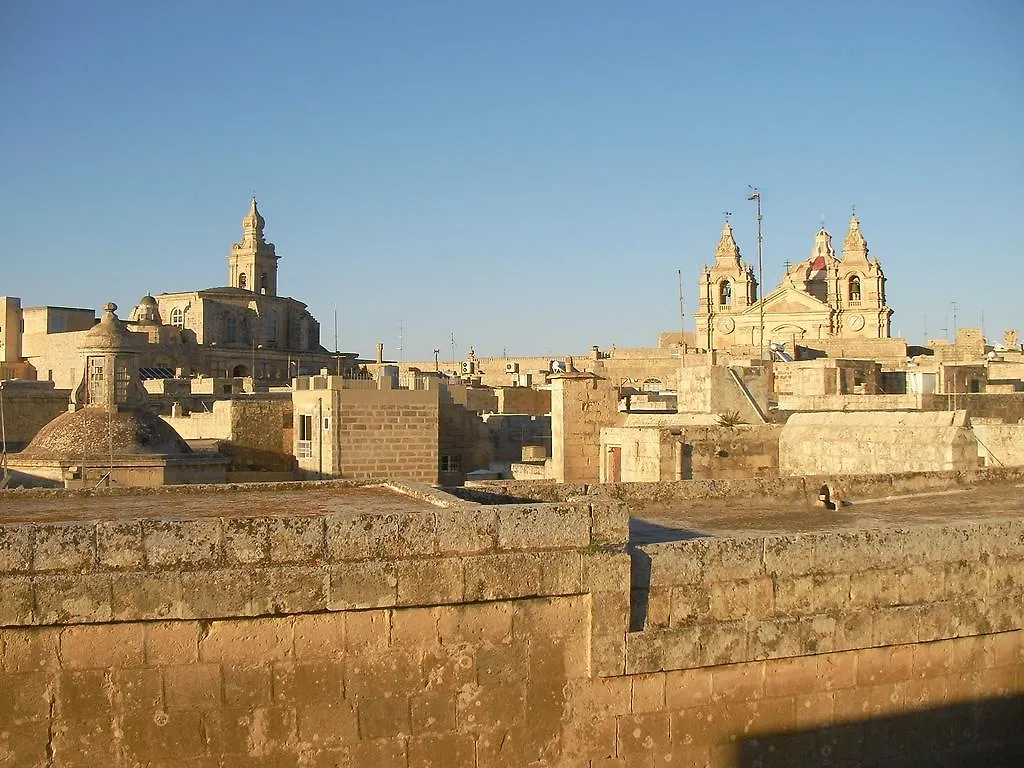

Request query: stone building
[
  {"left": 694, "top": 214, "right": 893, "bottom": 353},
  {"left": 15, "top": 200, "right": 341, "bottom": 388},
  {"left": 5, "top": 303, "right": 226, "bottom": 488}
]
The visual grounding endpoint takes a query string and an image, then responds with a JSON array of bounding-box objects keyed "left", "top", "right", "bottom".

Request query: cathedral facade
[{"left": 693, "top": 214, "right": 893, "bottom": 353}]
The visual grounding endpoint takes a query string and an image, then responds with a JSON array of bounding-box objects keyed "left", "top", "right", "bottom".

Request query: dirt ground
[{"left": 629, "top": 482, "right": 1024, "bottom": 544}]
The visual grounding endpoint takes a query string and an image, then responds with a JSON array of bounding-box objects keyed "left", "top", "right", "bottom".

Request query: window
[
  {"left": 225, "top": 314, "right": 237, "bottom": 343},
  {"left": 239, "top": 272, "right": 247, "bottom": 290},
  {"left": 440, "top": 454, "right": 462, "bottom": 473},
  {"left": 719, "top": 280, "right": 732, "bottom": 307},
  {"left": 260, "top": 273, "right": 269, "bottom": 294},
  {"left": 115, "top": 364, "right": 130, "bottom": 403},
  {"left": 267, "top": 311, "right": 278, "bottom": 341},
  {"left": 87, "top": 357, "right": 104, "bottom": 404},
  {"left": 297, "top": 414, "right": 313, "bottom": 458},
  {"left": 170, "top": 307, "right": 184, "bottom": 328},
  {"left": 848, "top": 276, "right": 862, "bottom": 302}
]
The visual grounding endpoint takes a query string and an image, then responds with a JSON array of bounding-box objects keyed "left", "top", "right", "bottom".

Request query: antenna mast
[
  {"left": 677, "top": 269, "right": 684, "bottom": 344},
  {"left": 747, "top": 186, "right": 764, "bottom": 361}
]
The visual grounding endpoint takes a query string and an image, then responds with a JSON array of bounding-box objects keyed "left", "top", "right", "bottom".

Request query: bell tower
[{"left": 227, "top": 198, "right": 280, "bottom": 296}]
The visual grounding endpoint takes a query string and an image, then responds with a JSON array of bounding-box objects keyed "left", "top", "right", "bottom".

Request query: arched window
[
  {"left": 238, "top": 272, "right": 247, "bottom": 290},
  {"left": 260, "top": 272, "right": 269, "bottom": 294},
  {"left": 719, "top": 280, "right": 732, "bottom": 307},
  {"left": 848, "top": 275, "right": 861, "bottom": 302},
  {"left": 225, "top": 314, "right": 237, "bottom": 343},
  {"left": 170, "top": 307, "right": 184, "bottom": 328}
]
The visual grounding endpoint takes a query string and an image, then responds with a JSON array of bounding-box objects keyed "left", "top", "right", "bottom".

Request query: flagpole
[{"left": 747, "top": 187, "right": 764, "bottom": 362}]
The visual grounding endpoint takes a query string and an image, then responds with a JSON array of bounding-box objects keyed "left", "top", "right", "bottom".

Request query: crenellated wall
[{"left": 0, "top": 484, "right": 1021, "bottom": 766}]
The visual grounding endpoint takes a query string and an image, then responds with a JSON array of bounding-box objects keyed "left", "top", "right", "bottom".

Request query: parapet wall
[{"left": 0, "top": 486, "right": 1021, "bottom": 766}]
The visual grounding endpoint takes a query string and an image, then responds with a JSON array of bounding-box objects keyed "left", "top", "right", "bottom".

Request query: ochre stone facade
[
  {"left": 694, "top": 215, "right": 893, "bottom": 353},
  {"left": 0, "top": 482, "right": 1021, "bottom": 765}
]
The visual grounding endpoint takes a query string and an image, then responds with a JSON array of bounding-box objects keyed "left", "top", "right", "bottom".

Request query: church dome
[
  {"left": 131, "top": 294, "right": 161, "bottom": 325},
  {"left": 21, "top": 407, "right": 193, "bottom": 460}
]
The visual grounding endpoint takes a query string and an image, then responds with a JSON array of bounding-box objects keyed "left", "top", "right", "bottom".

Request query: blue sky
[{"left": 2, "top": 1, "right": 1021, "bottom": 360}]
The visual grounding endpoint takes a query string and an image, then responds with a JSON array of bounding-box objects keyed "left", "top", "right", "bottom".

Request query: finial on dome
[
  {"left": 103, "top": 302, "right": 117, "bottom": 314},
  {"left": 715, "top": 220, "right": 741, "bottom": 263},
  {"left": 241, "top": 197, "right": 266, "bottom": 241}
]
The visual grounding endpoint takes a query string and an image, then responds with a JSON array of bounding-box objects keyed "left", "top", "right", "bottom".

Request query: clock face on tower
[
  {"left": 848, "top": 314, "right": 865, "bottom": 331},
  {"left": 716, "top": 316, "right": 736, "bottom": 334}
]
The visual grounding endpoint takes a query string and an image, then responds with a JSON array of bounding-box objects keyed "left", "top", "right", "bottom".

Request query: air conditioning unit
[
  {"left": 461, "top": 361, "right": 473, "bottom": 375},
  {"left": 505, "top": 362, "right": 519, "bottom": 374}
]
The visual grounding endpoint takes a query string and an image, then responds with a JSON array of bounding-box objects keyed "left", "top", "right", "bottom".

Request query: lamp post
[{"left": 747, "top": 186, "right": 764, "bottom": 362}]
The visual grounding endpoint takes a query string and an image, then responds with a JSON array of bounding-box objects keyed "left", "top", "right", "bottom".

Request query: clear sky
[{"left": 2, "top": 1, "right": 1021, "bottom": 361}]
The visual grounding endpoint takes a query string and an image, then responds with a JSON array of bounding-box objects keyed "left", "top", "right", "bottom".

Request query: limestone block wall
[
  {"left": 779, "top": 410, "right": 977, "bottom": 475},
  {"left": 974, "top": 423, "right": 1024, "bottom": 467},
  {"left": 599, "top": 427, "right": 670, "bottom": 482},
  {"left": 1, "top": 490, "right": 1022, "bottom": 765},
  {"left": 632, "top": 519, "right": 1024, "bottom": 674},
  {"left": 494, "top": 386, "right": 550, "bottom": 416},
  {"left": 0, "top": 381, "right": 70, "bottom": 450},
  {"left": 775, "top": 393, "right": 920, "bottom": 411},
  {"left": 549, "top": 373, "right": 622, "bottom": 483}
]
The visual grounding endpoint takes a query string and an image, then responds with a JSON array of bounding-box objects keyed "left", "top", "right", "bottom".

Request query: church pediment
[{"left": 741, "top": 286, "right": 831, "bottom": 317}]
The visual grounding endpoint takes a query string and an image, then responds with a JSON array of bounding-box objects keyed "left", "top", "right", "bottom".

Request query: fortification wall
[
  {"left": 0, "top": 381, "right": 70, "bottom": 450},
  {"left": 973, "top": 423, "right": 1024, "bottom": 468},
  {"left": 0, "top": 488, "right": 1020, "bottom": 765}
]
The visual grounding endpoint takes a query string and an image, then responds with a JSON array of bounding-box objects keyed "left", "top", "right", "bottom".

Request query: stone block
[
  {"left": 749, "top": 617, "right": 801, "bottom": 661},
  {"left": 0, "top": 720, "right": 49, "bottom": 768},
  {"left": 221, "top": 517, "right": 268, "bottom": 565},
  {"left": 799, "top": 613, "right": 837, "bottom": 655},
  {"left": 267, "top": 515, "right": 326, "bottom": 564},
  {"left": 625, "top": 630, "right": 665, "bottom": 675},
  {"left": 762, "top": 533, "right": 816, "bottom": 577},
  {"left": 396, "top": 557, "right": 464, "bottom": 605},
  {"left": 699, "top": 619, "right": 748, "bottom": 667},
  {"left": 833, "top": 609, "right": 874, "bottom": 652},
  {"left": 222, "top": 664, "right": 273, "bottom": 709},
  {"left": 296, "top": 700, "right": 358, "bottom": 745},
  {"left": 591, "top": 590, "right": 630, "bottom": 635},
  {"left": 52, "top": 715, "right": 117, "bottom": 767},
  {"left": 60, "top": 623, "right": 145, "bottom": 669},
  {"left": 1, "top": 627, "right": 61, "bottom": 672},
  {"left": 33, "top": 521, "right": 95, "bottom": 572},
  {"left": 441, "top": 600, "right": 515, "bottom": 645},
  {"left": 645, "top": 542, "right": 706, "bottom": 587},
  {"left": 896, "top": 564, "right": 944, "bottom": 605},
  {"left": 95, "top": 520, "right": 144, "bottom": 570},
  {"left": 871, "top": 605, "right": 919, "bottom": 646},
  {"left": 704, "top": 536, "right": 765, "bottom": 582},
  {"left": 496, "top": 504, "right": 589, "bottom": 550},
  {"left": 0, "top": 670, "right": 53, "bottom": 723},
  {"left": 120, "top": 709, "right": 206, "bottom": 761},
  {"left": 616, "top": 712, "right": 671, "bottom": 756},
  {"left": 395, "top": 512, "right": 438, "bottom": 557},
  {"left": 583, "top": 549, "right": 631, "bottom": 592},
  {"left": 145, "top": 621, "right": 199, "bottom": 665},
  {"left": 408, "top": 733, "right": 476, "bottom": 768},
  {"left": 664, "top": 666, "right": 713, "bottom": 710},
  {"left": 0, "top": 576, "right": 33, "bottom": 625},
  {"left": 111, "top": 572, "right": 183, "bottom": 621},
  {"left": 592, "top": 632, "right": 626, "bottom": 677},
  {"left": 328, "top": 560, "right": 397, "bottom": 609},
  {"left": 538, "top": 550, "right": 583, "bottom": 595},
  {"left": 660, "top": 623, "right": 702, "bottom": 670},
  {"left": 710, "top": 661, "right": 764, "bottom": 703},
  {"left": 180, "top": 569, "right": 251, "bottom": 619},
  {"left": 390, "top": 606, "right": 440, "bottom": 648},
  {"left": 857, "top": 644, "right": 914, "bottom": 687},
  {"left": 455, "top": 680, "right": 525, "bottom": 733},
  {"left": 0, "top": 525, "right": 33, "bottom": 573},
  {"left": 849, "top": 568, "right": 900, "bottom": 609},
  {"left": 33, "top": 573, "right": 112, "bottom": 624},
  {"left": 669, "top": 583, "right": 711, "bottom": 626},
  {"left": 943, "top": 560, "right": 990, "bottom": 600},
  {"left": 763, "top": 654, "right": 820, "bottom": 698},
  {"left": 464, "top": 553, "right": 542, "bottom": 601},
  {"left": 163, "top": 663, "right": 223, "bottom": 710},
  {"left": 325, "top": 512, "right": 399, "bottom": 561},
  {"left": 199, "top": 617, "right": 292, "bottom": 664},
  {"left": 143, "top": 519, "right": 222, "bottom": 569},
  {"left": 590, "top": 501, "right": 630, "bottom": 545},
  {"left": 344, "top": 610, "right": 390, "bottom": 653},
  {"left": 410, "top": 688, "right": 457, "bottom": 735},
  {"left": 271, "top": 658, "right": 344, "bottom": 705},
  {"left": 292, "top": 612, "right": 345, "bottom": 659},
  {"left": 434, "top": 508, "right": 497, "bottom": 554},
  {"left": 251, "top": 566, "right": 328, "bottom": 615},
  {"left": 358, "top": 691, "right": 411, "bottom": 739}
]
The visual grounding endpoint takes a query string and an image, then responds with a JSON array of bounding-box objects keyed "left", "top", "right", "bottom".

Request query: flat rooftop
[
  {"left": 631, "top": 482, "right": 1024, "bottom": 544},
  {"left": 0, "top": 483, "right": 439, "bottom": 524}
]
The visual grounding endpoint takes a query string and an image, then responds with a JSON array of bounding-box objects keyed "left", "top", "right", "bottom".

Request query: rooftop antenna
[
  {"left": 333, "top": 303, "right": 338, "bottom": 353},
  {"left": 951, "top": 301, "right": 958, "bottom": 341},
  {"left": 677, "top": 269, "right": 685, "bottom": 344},
  {"left": 450, "top": 331, "right": 456, "bottom": 367},
  {"left": 747, "top": 187, "right": 764, "bottom": 362},
  {"left": 398, "top": 321, "right": 404, "bottom": 363}
]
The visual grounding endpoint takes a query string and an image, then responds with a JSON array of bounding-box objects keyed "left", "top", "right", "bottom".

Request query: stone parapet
[{"left": 628, "top": 519, "right": 1024, "bottom": 675}]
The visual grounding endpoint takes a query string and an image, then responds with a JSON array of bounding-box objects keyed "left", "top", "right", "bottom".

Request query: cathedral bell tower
[{"left": 227, "top": 198, "right": 280, "bottom": 296}]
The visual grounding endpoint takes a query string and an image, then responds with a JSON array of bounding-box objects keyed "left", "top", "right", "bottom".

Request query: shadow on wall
[
  {"left": 733, "top": 695, "right": 1024, "bottom": 767},
  {"left": 628, "top": 520, "right": 707, "bottom": 632}
]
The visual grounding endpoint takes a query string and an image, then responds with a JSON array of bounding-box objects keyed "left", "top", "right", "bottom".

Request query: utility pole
[
  {"left": 747, "top": 186, "right": 764, "bottom": 361},
  {"left": 433, "top": 348, "right": 440, "bottom": 371},
  {"left": 951, "top": 301, "right": 958, "bottom": 342},
  {"left": 450, "top": 332, "right": 456, "bottom": 367}
]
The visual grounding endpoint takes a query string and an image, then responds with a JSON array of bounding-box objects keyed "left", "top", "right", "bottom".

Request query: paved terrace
[{"left": 630, "top": 481, "right": 1024, "bottom": 544}]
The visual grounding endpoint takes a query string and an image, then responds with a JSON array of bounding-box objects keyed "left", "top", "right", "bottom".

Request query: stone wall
[
  {"left": 779, "top": 410, "right": 978, "bottom": 476},
  {"left": 973, "top": 422, "right": 1024, "bottom": 468},
  {"left": 549, "top": 373, "right": 622, "bottom": 483},
  {"left": 494, "top": 386, "right": 550, "bottom": 416},
  {"left": 0, "top": 381, "right": 70, "bottom": 450},
  {"left": 0, "top": 488, "right": 1021, "bottom": 765}
]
